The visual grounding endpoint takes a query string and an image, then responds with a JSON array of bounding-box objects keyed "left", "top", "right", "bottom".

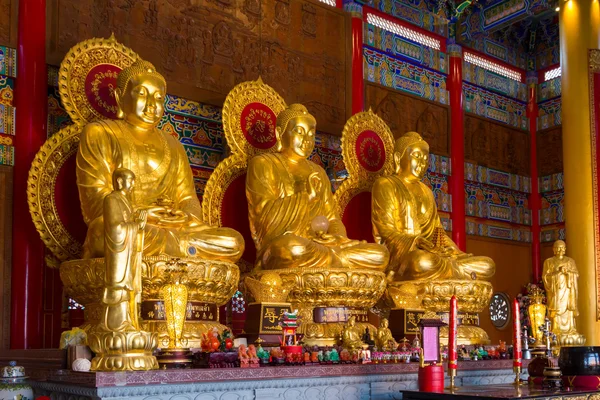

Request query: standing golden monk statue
[
  {"left": 246, "top": 104, "right": 389, "bottom": 271},
  {"left": 87, "top": 168, "right": 158, "bottom": 371},
  {"left": 542, "top": 240, "right": 585, "bottom": 346},
  {"left": 372, "top": 131, "right": 495, "bottom": 281},
  {"left": 76, "top": 60, "right": 244, "bottom": 261}
]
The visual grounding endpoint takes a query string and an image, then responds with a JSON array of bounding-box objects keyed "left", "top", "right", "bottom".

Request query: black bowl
[{"left": 559, "top": 346, "right": 600, "bottom": 376}]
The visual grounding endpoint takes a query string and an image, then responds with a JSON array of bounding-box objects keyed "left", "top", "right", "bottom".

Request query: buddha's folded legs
[
  {"left": 397, "top": 250, "right": 495, "bottom": 281},
  {"left": 397, "top": 249, "right": 451, "bottom": 281},
  {"left": 259, "top": 234, "right": 342, "bottom": 270},
  {"left": 82, "top": 217, "right": 244, "bottom": 262},
  {"left": 180, "top": 227, "right": 245, "bottom": 262},
  {"left": 335, "top": 243, "right": 389, "bottom": 270},
  {"left": 455, "top": 256, "right": 495, "bottom": 280}
]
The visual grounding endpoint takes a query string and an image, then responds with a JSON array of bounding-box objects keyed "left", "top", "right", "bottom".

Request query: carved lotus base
[
  {"left": 60, "top": 256, "right": 240, "bottom": 340},
  {"left": 387, "top": 279, "right": 494, "bottom": 313},
  {"left": 252, "top": 267, "right": 388, "bottom": 309},
  {"left": 440, "top": 325, "right": 491, "bottom": 346},
  {"left": 87, "top": 328, "right": 158, "bottom": 371},
  {"left": 141, "top": 320, "right": 230, "bottom": 349},
  {"left": 556, "top": 332, "right": 586, "bottom": 347}
]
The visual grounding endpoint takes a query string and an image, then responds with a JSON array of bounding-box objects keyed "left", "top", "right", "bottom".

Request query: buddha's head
[
  {"left": 553, "top": 240, "right": 566, "bottom": 258},
  {"left": 115, "top": 60, "right": 166, "bottom": 129},
  {"left": 347, "top": 315, "right": 356, "bottom": 327},
  {"left": 276, "top": 104, "right": 316, "bottom": 160},
  {"left": 381, "top": 318, "right": 389, "bottom": 329},
  {"left": 113, "top": 168, "right": 136, "bottom": 193},
  {"left": 393, "top": 132, "right": 429, "bottom": 182}
]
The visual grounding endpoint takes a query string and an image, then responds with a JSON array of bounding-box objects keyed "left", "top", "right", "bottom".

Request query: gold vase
[{"left": 528, "top": 287, "right": 547, "bottom": 347}]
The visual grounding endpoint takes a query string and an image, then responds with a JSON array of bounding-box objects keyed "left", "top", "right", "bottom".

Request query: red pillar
[
  {"left": 11, "top": 0, "right": 47, "bottom": 349},
  {"left": 527, "top": 74, "right": 541, "bottom": 282},
  {"left": 351, "top": 13, "right": 364, "bottom": 115},
  {"left": 448, "top": 44, "right": 466, "bottom": 251}
]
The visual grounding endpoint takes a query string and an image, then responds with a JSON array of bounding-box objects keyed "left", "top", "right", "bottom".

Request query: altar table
[
  {"left": 401, "top": 384, "right": 600, "bottom": 399},
  {"left": 29, "top": 360, "right": 529, "bottom": 400}
]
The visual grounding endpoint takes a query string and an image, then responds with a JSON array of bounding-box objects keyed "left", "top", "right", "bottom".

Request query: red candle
[
  {"left": 512, "top": 298, "right": 522, "bottom": 368},
  {"left": 448, "top": 295, "right": 458, "bottom": 371}
]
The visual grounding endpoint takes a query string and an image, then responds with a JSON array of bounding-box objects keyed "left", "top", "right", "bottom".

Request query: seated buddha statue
[
  {"left": 245, "top": 104, "right": 389, "bottom": 271},
  {"left": 372, "top": 132, "right": 495, "bottom": 281},
  {"left": 76, "top": 60, "right": 244, "bottom": 261}
]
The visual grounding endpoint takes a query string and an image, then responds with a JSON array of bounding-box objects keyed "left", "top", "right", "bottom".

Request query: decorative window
[
  {"left": 68, "top": 298, "right": 85, "bottom": 310},
  {"left": 231, "top": 290, "right": 246, "bottom": 314},
  {"left": 366, "top": 13, "right": 441, "bottom": 50},
  {"left": 318, "top": 0, "right": 337, "bottom": 6},
  {"left": 464, "top": 51, "right": 522, "bottom": 82},
  {"left": 544, "top": 66, "right": 561, "bottom": 82}
]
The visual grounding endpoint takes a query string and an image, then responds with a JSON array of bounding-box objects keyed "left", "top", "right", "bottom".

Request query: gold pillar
[{"left": 559, "top": 0, "right": 600, "bottom": 344}]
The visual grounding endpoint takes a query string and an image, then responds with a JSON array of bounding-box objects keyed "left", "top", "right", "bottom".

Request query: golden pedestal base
[
  {"left": 387, "top": 279, "right": 493, "bottom": 345},
  {"left": 440, "top": 325, "right": 490, "bottom": 346},
  {"left": 251, "top": 267, "right": 387, "bottom": 346},
  {"left": 87, "top": 328, "right": 159, "bottom": 371},
  {"left": 60, "top": 256, "right": 240, "bottom": 344},
  {"left": 556, "top": 332, "right": 586, "bottom": 347}
]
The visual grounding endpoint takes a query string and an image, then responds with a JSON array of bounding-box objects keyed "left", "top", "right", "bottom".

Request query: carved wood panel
[
  {"left": 46, "top": 0, "right": 349, "bottom": 134},
  {"left": 537, "top": 127, "right": 563, "bottom": 177},
  {"left": 0, "top": 0, "right": 17, "bottom": 48},
  {"left": 364, "top": 82, "right": 450, "bottom": 155},
  {"left": 465, "top": 114, "right": 530, "bottom": 176}
]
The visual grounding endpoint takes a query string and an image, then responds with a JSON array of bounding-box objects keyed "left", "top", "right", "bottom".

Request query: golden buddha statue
[
  {"left": 246, "top": 103, "right": 389, "bottom": 271},
  {"left": 341, "top": 316, "right": 366, "bottom": 351},
  {"left": 375, "top": 318, "right": 398, "bottom": 351},
  {"left": 372, "top": 132, "right": 495, "bottom": 281},
  {"left": 76, "top": 60, "right": 244, "bottom": 261},
  {"left": 542, "top": 240, "right": 585, "bottom": 346}
]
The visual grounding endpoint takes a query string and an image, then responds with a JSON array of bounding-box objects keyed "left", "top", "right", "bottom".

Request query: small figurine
[
  {"left": 363, "top": 327, "right": 375, "bottom": 347},
  {"left": 310, "top": 351, "right": 319, "bottom": 363},
  {"left": 247, "top": 344, "right": 259, "bottom": 367},
  {"left": 271, "top": 347, "right": 285, "bottom": 365},
  {"left": 257, "top": 346, "right": 270, "bottom": 366},
  {"left": 238, "top": 344, "right": 249, "bottom": 368},
  {"left": 341, "top": 316, "right": 366, "bottom": 351},
  {"left": 330, "top": 348, "right": 340, "bottom": 363},
  {"left": 303, "top": 351, "right": 310, "bottom": 363},
  {"left": 497, "top": 340, "right": 507, "bottom": 359},
  {"left": 375, "top": 318, "right": 398, "bottom": 351},
  {"left": 340, "top": 349, "right": 351, "bottom": 362}
]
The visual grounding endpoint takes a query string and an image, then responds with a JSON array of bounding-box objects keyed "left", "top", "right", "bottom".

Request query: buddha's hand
[
  {"left": 307, "top": 172, "right": 322, "bottom": 201},
  {"left": 415, "top": 236, "right": 435, "bottom": 251},
  {"left": 136, "top": 210, "right": 148, "bottom": 231}
]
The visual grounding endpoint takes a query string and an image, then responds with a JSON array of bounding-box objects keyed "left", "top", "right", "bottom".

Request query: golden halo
[
  {"left": 221, "top": 77, "right": 287, "bottom": 158},
  {"left": 27, "top": 124, "right": 83, "bottom": 262},
  {"left": 58, "top": 34, "right": 139, "bottom": 126}
]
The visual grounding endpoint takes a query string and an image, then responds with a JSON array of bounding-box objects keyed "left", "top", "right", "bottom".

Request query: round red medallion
[
  {"left": 355, "top": 130, "right": 386, "bottom": 172},
  {"left": 85, "top": 64, "right": 123, "bottom": 119},
  {"left": 239, "top": 102, "right": 277, "bottom": 150}
]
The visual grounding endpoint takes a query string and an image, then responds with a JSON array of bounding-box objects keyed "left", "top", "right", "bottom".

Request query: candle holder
[
  {"left": 447, "top": 367, "right": 457, "bottom": 390},
  {"left": 513, "top": 365, "right": 523, "bottom": 385}
]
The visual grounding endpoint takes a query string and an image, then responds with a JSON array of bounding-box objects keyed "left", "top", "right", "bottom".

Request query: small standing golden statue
[
  {"left": 372, "top": 131, "right": 495, "bottom": 281},
  {"left": 375, "top": 318, "right": 398, "bottom": 351},
  {"left": 542, "top": 240, "right": 586, "bottom": 346},
  {"left": 341, "top": 316, "right": 366, "bottom": 351},
  {"left": 87, "top": 168, "right": 158, "bottom": 371},
  {"left": 245, "top": 103, "right": 389, "bottom": 271}
]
